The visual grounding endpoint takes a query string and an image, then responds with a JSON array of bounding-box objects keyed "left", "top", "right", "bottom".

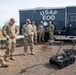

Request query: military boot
[
  {"left": 34, "top": 41, "right": 37, "bottom": 45},
  {"left": 31, "top": 50, "right": 35, "bottom": 55},
  {"left": 24, "top": 53, "right": 27, "bottom": 56},
  {"left": 10, "top": 55, "right": 15, "bottom": 60},
  {"left": 4, "top": 56, "right": 9, "bottom": 62},
  {"left": 1, "top": 63, "right": 9, "bottom": 67}
]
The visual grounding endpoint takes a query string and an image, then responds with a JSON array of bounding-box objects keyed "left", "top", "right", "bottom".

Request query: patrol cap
[
  {"left": 32, "top": 21, "right": 35, "bottom": 24},
  {"left": 40, "top": 21, "right": 43, "bottom": 24},
  {"left": 10, "top": 18, "right": 16, "bottom": 23},
  {"left": 49, "top": 21, "right": 52, "bottom": 24},
  {"left": 26, "top": 19, "right": 31, "bottom": 23}
]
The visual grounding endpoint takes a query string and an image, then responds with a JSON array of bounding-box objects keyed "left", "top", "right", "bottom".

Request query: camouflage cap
[
  {"left": 26, "top": 19, "right": 31, "bottom": 23},
  {"left": 49, "top": 21, "right": 52, "bottom": 24},
  {"left": 32, "top": 21, "right": 35, "bottom": 24},
  {"left": 10, "top": 18, "right": 16, "bottom": 22},
  {"left": 40, "top": 21, "right": 43, "bottom": 24}
]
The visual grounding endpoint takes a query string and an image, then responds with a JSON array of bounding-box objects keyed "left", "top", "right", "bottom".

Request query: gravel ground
[{"left": 0, "top": 44, "right": 76, "bottom": 75}]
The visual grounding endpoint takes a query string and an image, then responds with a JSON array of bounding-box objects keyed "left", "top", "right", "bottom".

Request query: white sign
[
  {"left": 40, "top": 10, "right": 58, "bottom": 20},
  {"left": 43, "top": 21, "right": 48, "bottom": 26}
]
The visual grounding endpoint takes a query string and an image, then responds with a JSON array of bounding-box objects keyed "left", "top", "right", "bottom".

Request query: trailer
[{"left": 19, "top": 6, "right": 76, "bottom": 41}]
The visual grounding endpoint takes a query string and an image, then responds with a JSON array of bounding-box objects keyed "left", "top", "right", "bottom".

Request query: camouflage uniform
[
  {"left": 2, "top": 18, "right": 19, "bottom": 61},
  {"left": 22, "top": 19, "right": 35, "bottom": 55},
  {"left": 38, "top": 21, "right": 44, "bottom": 43},
  {"left": 48, "top": 22, "right": 55, "bottom": 40},
  {"left": 32, "top": 22, "right": 37, "bottom": 44}
]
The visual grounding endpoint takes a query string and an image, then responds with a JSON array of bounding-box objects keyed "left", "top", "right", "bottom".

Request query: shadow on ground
[
  {"left": 13, "top": 54, "right": 24, "bottom": 56},
  {"left": 19, "top": 63, "right": 60, "bottom": 74}
]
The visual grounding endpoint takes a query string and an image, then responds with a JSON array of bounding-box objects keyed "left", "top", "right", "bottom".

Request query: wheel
[
  {"left": 59, "top": 61, "right": 66, "bottom": 69},
  {"left": 65, "top": 60, "right": 69, "bottom": 66},
  {"left": 49, "top": 58, "right": 54, "bottom": 64},
  {"left": 69, "top": 57, "right": 75, "bottom": 64}
]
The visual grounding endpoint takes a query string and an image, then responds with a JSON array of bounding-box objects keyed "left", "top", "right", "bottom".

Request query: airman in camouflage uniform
[
  {"left": 32, "top": 21, "right": 37, "bottom": 44},
  {"left": 48, "top": 21, "right": 55, "bottom": 40},
  {"left": 2, "top": 18, "right": 19, "bottom": 61},
  {"left": 22, "top": 19, "right": 35, "bottom": 56},
  {"left": 38, "top": 21, "right": 44, "bottom": 43},
  {"left": 0, "top": 52, "right": 9, "bottom": 67}
]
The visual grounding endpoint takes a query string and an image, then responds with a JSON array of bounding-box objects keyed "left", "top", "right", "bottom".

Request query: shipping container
[{"left": 19, "top": 6, "right": 76, "bottom": 41}]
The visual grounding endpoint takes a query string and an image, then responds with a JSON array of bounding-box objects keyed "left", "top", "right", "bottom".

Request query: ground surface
[{"left": 0, "top": 44, "right": 76, "bottom": 75}]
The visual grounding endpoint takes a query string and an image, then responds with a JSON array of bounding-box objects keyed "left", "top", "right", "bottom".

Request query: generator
[{"left": 49, "top": 41, "right": 75, "bottom": 69}]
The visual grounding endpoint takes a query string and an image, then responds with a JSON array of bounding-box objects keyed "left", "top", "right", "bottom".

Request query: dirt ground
[{"left": 0, "top": 44, "right": 76, "bottom": 75}]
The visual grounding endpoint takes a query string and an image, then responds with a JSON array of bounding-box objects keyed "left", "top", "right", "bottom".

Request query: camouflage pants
[
  {"left": 49, "top": 32, "right": 54, "bottom": 40},
  {"left": 39, "top": 32, "right": 44, "bottom": 43},
  {"left": 5, "top": 39, "right": 16, "bottom": 56},
  {"left": 24, "top": 35, "right": 34, "bottom": 53},
  {"left": 33, "top": 32, "right": 37, "bottom": 43}
]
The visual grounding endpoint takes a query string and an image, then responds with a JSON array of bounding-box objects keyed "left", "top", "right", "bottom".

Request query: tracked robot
[{"left": 49, "top": 41, "right": 75, "bottom": 69}]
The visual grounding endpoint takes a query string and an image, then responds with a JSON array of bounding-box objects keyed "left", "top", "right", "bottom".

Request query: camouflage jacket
[
  {"left": 48, "top": 24, "right": 55, "bottom": 32},
  {"left": 32, "top": 25, "right": 37, "bottom": 33},
  {"left": 2, "top": 23, "right": 19, "bottom": 38},
  {"left": 38, "top": 24, "right": 44, "bottom": 32},
  {"left": 22, "top": 24, "right": 34, "bottom": 36}
]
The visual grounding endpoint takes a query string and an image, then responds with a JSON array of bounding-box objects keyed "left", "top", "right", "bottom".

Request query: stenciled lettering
[{"left": 40, "top": 10, "right": 58, "bottom": 20}]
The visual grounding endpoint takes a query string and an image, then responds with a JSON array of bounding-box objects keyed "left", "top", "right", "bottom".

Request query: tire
[
  {"left": 70, "top": 57, "right": 75, "bottom": 64},
  {"left": 59, "top": 61, "right": 66, "bottom": 69},
  {"left": 49, "top": 58, "right": 54, "bottom": 64}
]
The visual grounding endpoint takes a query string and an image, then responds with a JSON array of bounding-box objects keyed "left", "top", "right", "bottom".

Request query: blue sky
[{"left": 0, "top": 0, "right": 76, "bottom": 28}]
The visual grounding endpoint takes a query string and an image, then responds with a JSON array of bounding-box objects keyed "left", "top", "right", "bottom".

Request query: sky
[{"left": 0, "top": 0, "right": 76, "bottom": 28}]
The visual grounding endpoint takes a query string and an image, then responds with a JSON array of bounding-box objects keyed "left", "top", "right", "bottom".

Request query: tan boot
[
  {"left": 10, "top": 55, "right": 15, "bottom": 60},
  {"left": 4, "top": 56, "right": 9, "bottom": 62},
  {"left": 34, "top": 41, "right": 37, "bottom": 45},
  {"left": 31, "top": 51, "right": 35, "bottom": 55},
  {"left": 24, "top": 53, "right": 27, "bottom": 56},
  {"left": 1, "top": 63, "right": 9, "bottom": 67}
]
